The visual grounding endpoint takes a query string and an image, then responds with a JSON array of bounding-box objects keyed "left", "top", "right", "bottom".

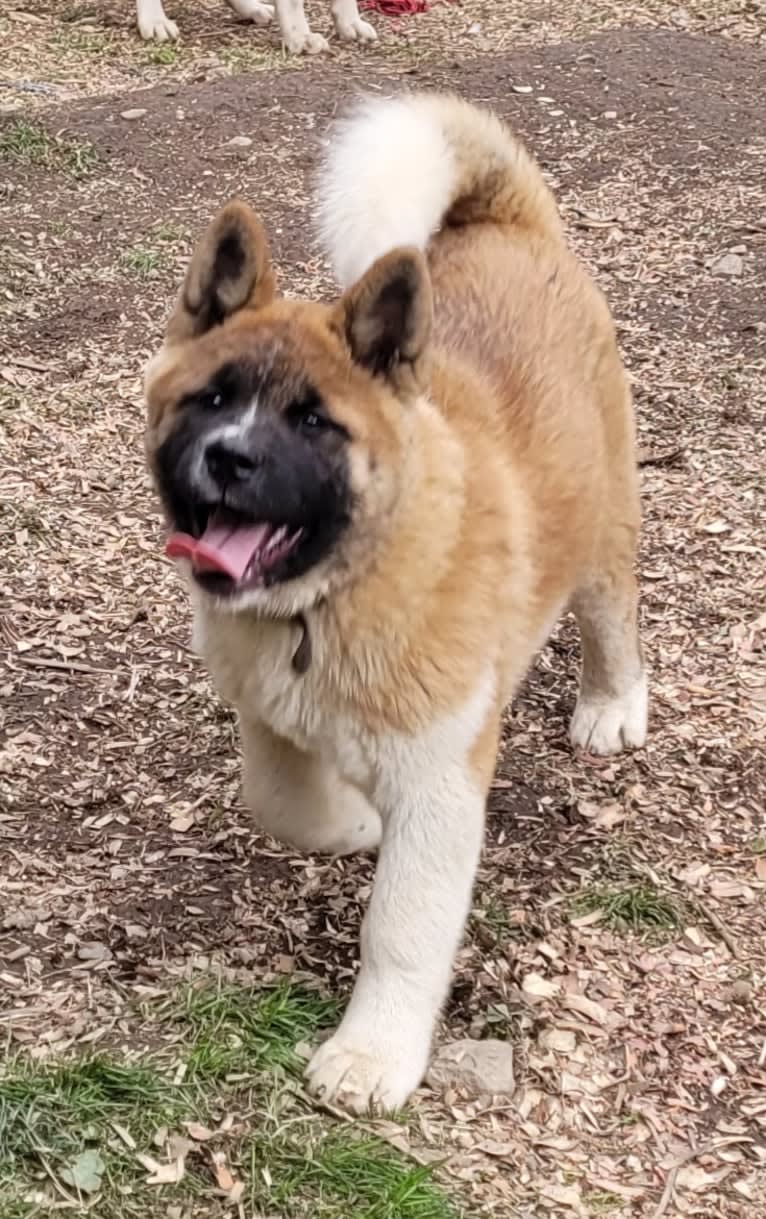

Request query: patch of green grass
[
  {"left": 246, "top": 1119, "right": 456, "bottom": 1219},
  {"left": 120, "top": 245, "right": 163, "bottom": 277},
  {"left": 0, "top": 120, "right": 98, "bottom": 179},
  {"left": 178, "top": 980, "right": 339, "bottom": 1081},
  {"left": 147, "top": 43, "right": 178, "bottom": 65},
  {"left": 571, "top": 881, "right": 681, "bottom": 936},
  {"left": 586, "top": 1190, "right": 623, "bottom": 1214},
  {"left": 220, "top": 44, "right": 299, "bottom": 73},
  {"left": 750, "top": 835, "right": 766, "bottom": 855},
  {"left": 0, "top": 982, "right": 461, "bottom": 1219},
  {"left": 0, "top": 1055, "right": 201, "bottom": 1214},
  {"left": 152, "top": 220, "right": 189, "bottom": 244},
  {"left": 483, "top": 1001, "right": 521, "bottom": 1041},
  {"left": 51, "top": 27, "right": 116, "bottom": 57}
]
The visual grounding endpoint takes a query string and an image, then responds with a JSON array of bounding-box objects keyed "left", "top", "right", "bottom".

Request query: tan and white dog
[
  {"left": 136, "top": 0, "right": 376, "bottom": 54},
  {"left": 144, "top": 93, "right": 647, "bottom": 1114}
]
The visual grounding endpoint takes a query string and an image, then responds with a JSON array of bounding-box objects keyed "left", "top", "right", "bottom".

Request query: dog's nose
[{"left": 205, "top": 439, "right": 257, "bottom": 485}]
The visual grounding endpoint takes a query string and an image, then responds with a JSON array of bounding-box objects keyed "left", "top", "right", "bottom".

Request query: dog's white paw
[
  {"left": 282, "top": 28, "right": 329, "bottom": 53},
  {"left": 138, "top": 14, "right": 179, "bottom": 41},
  {"left": 570, "top": 671, "right": 648, "bottom": 755},
  {"left": 334, "top": 14, "right": 377, "bottom": 41},
  {"left": 231, "top": 0, "right": 274, "bottom": 25},
  {"left": 306, "top": 1033, "right": 424, "bottom": 1114}
]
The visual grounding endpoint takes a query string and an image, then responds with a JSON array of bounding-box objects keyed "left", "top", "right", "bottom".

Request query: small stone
[
  {"left": 227, "top": 135, "right": 253, "bottom": 148},
  {"left": 77, "top": 941, "right": 113, "bottom": 962},
  {"left": 604, "top": 109, "right": 617, "bottom": 119},
  {"left": 711, "top": 252, "right": 743, "bottom": 278},
  {"left": 426, "top": 1039, "right": 514, "bottom": 1098},
  {"left": 512, "top": 84, "right": 533, "bottom": 94},
  {"left": 729, "top": 979, "right": 752, "bottom": 1005},
  {"left": 121, "top": 108, "right": 147, "bottom": 120}
]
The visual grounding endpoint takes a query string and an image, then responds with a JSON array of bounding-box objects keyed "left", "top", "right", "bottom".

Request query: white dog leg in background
[
  {"left": 136, "top": 0, "right": 179, "bottom": 41},
  {"left": 226, "top": 0, "right": 276, "bottom": 27},
  {"left": 273, "top": 0, "right": 330, "bottom": 52},
  {"left": 330, "top": 0, "right": 377, "bottom": 43}
]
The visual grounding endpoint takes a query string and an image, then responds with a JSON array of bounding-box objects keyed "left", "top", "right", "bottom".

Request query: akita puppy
[{"left": 144, "top": 93, "right": 647, "bottom": 1114}]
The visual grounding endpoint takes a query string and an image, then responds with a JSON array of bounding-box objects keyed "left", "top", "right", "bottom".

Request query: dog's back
[{"left": 318, "top": 93, "right": 639, "bottom": 652}]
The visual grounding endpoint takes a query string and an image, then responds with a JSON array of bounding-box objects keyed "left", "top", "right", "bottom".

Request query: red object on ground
[{"left": 359, "top": 0, "right": 430, "bottom": 14}]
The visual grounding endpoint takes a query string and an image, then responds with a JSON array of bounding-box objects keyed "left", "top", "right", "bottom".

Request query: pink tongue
[{"left": 165, "top": 521, "right": 273, "bottom": 581}]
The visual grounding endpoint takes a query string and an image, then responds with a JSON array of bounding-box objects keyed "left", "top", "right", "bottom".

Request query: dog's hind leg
[
  {"left": 226, "top": 0, "right": 275, "bottom": 26},
  {"left": 330, "top": 0, "right": 377, "bottom": 43},
  {"left": 272, "top": 0, "right": 329, "bottom": 52},
  {"left": 569, "top": 514, "right": 647, "bottom": 756},
  {"left": 240, "top": 719, "right": 382, "bottom": 855}
]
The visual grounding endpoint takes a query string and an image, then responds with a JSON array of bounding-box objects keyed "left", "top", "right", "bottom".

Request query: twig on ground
[{"left": 694, "top": 896, "right": 742, "bottom": 960}]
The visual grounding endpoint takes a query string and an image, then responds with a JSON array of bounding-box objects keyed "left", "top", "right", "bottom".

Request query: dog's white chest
[{"left": 192, "top": 606, "right": 371, "bottom": 787}]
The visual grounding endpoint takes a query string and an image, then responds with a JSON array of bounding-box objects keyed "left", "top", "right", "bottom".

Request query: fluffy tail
[{"left": 316, "top": 92, "right": 563, "bottom": 288}]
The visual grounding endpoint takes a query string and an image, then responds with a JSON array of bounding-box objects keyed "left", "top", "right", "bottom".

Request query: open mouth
[{"left": 165, "top": 511, "right": 305, "bottom": 597}]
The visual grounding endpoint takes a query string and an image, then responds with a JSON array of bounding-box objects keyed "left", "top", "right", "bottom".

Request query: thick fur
[
  {"left": 144, "top": 92, "right": 647, "bottom": 1115},
  {"left": 135, "top": 0, "right": 376, "bottom": 53}
]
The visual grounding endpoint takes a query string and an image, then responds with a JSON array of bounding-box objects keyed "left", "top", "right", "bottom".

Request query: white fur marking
[
  {"left": 569, "top": 669, "right": 648, "bottom": 755},
  {"left": 317, "top": 97, "right": 457, "bottom": 287}
]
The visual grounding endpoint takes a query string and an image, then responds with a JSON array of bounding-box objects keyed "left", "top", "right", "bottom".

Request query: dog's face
[{"left": 144, "top": 202, "right": 432, "bottom": 617}]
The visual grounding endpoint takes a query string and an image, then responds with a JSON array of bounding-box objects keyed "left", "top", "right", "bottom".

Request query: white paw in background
[
  {"left": 282, "top": 28, "right": 330, "bottom": 53},
  {"left": 232, "top": 0, "right": 275, "bottom": 25},
  {"left": 138, "top": 15, "right": 179, "bottom": 41},
  {"left": 569, "top": 671, "right": 648, "bottom": 755},
  {"left": 334, "top": 15, "right": 377, "bottom": 41},
  {"left": 305, "top": 1031, "right": 426, "bottom": 1115}
]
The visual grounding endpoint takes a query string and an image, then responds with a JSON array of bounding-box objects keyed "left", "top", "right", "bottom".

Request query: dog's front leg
[{"left": 305, "top": 755, "right": 486, "bottom": 1114}]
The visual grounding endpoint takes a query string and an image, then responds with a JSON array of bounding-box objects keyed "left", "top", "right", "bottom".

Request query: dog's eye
[
  {"left": 285, "top": 393, "right": 350, "bottom": 440},
  {"left": 286, "top": 394, "right": 329, "bottom": 434},
  {"left": 201, "top": 389, "right": 223, "bottom": 411}
]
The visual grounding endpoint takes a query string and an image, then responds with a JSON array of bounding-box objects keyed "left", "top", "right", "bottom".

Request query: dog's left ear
[
  {"left": 165, "top": 200, "right": 276, "bottom": 343},
  {"left": 337, "top": 248, "right": 432, "bottom": 395}
]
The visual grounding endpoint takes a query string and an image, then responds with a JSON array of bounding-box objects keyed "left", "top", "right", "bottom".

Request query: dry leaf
[
  {"left": 538, "top": 1027, "right": 576, "bottom": 1054},
  {"left": 522, "top": 972, "right": 560, "bottom": 1000},
  {"left": 755, "top": 857, "right": 766, "bottom": 882},
  {"left": 136, "top": 1152, "right": 186, "bottom": 1185},
  {"left": 209, "top": 1150, "right": 236, "bottom": 1189},
  {"left": 60, "top": 1149, "right": 105, "bottom": 1194},
  {"left": 170, "top": 812, "right": 195, "bottom": 833},
  {"left": 678, "top": 861, "right": 711, "bottom": 887},
  {"left": 474, "top": 1138, "right": 515, "bottom": 1158},
  {"left": 184, "top": 1121, "right": 216, "bottom": 1142},
  {"left": 561, "top": 993, "right": 610, "bottom": 1026},
  {"left": 111, "top": 1122, "right": 136, "bottom": 1150},
  {"left": 539, "top": 1180, "right": 584, "bottom": 1209}
]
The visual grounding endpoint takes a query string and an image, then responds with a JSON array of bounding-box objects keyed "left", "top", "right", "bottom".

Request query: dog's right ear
[{"left": 165, "top": 200, "right": 276, "bottom": 343}]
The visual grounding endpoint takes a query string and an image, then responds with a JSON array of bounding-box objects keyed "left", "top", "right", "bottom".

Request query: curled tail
[{"left": 316, "top": 92, "right": 563, "bottom": 288}]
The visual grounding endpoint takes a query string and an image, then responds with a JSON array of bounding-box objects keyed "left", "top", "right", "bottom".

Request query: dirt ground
[{"left": 1, "top": 1, "right": 765, "bottom": 1216}]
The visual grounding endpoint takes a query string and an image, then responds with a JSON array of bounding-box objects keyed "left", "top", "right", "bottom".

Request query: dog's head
[{"left": 144, "top": 201, "right": 432, "bottom": 617}]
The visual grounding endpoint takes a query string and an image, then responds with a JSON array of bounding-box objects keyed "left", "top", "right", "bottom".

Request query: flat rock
[
  {"left": 121, "top": 108, "right": 147, "bottom": 120},
  {"left": 711, "top": 252, "right": 743, "bottom": 277},
  {"left": 426, "top": 1038, "right": 514, "bottom": 1097}
]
